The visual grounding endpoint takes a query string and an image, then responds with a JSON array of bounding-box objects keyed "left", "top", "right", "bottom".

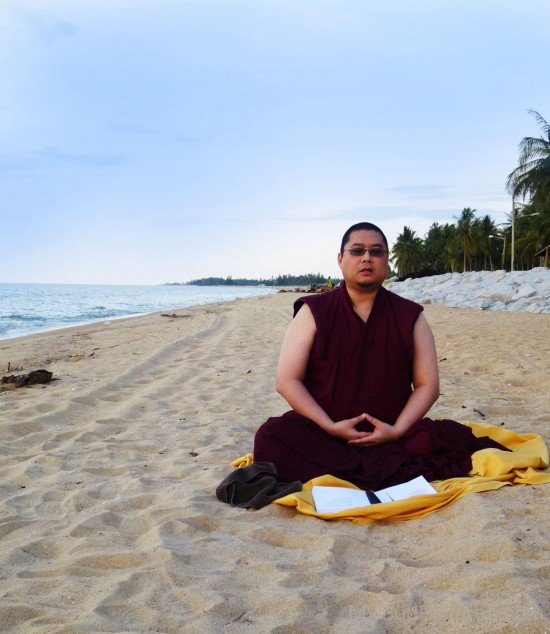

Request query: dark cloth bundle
[{"left": 216, "top": 462, "right": 301, "bottom": 510}]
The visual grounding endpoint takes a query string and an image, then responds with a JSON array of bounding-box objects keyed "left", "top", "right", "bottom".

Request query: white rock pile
[{"left": 385, "top": 267, "right": 550, "bottom": 313}]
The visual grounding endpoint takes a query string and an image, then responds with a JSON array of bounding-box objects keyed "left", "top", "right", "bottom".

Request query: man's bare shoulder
[
  {"left": 293, "top": 285, "right": 343, "bottom": 318},
  {"left": 289, "top": 302, "right": 316, "bottom": 333}
]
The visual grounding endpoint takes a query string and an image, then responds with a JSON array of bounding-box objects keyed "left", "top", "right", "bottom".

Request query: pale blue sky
[{"left": 2, "top": 0, "right": 549, "bottom": 283}]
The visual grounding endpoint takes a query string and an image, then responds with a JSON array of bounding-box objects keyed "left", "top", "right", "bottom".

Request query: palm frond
[
  {"left": 526, "top": 109, "right": 550, "bottom": 138},
  {"left": 508, "top": 112, "right": 550, "bottom": 204},
  {"left": 519, "top": 136, "right": 550, "bottom": 163}
]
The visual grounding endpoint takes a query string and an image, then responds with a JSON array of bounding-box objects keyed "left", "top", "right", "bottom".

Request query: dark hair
[{"left": 340, "top": 222, "right": 389, "bottom": 254}]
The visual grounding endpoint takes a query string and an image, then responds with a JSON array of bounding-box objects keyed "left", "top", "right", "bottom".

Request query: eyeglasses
[{"left": 344, "top": 247, "right": 388, "bottom": 258}]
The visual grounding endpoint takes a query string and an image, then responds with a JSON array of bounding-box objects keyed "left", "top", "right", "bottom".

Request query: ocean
[{"left": 0, "top": 283, "right": 278, "bottom": 341}]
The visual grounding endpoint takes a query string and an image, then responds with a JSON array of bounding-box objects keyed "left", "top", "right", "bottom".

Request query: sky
[{"left": 2, "top": 0, "right": 550, "bottom": 284}]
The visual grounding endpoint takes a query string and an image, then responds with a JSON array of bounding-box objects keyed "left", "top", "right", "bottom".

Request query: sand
[{"left": 0, "top": 293, "right": 549, "bottom": 633}]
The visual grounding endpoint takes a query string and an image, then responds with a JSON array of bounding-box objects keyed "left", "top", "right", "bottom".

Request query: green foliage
[
  {"left": 507, "top": 110, "right": 550, "bottom": 206},
  {"left": 423, "top": 222, "right": 458, "bottom": 271},
  {"left": 505, "top": 110, "right": 550, "bottom": 268},
  {"left": 514, "top": 201, "right": 550, "bottom": 268},
  {"left": 454, "top": 207, "right": 476, "bottom": 272},
  {"left": 391, "top": 226, "right": 425, "bottom": 276},
  {"left": 391, "top": 206, "right": 546, "bottom": 274}
]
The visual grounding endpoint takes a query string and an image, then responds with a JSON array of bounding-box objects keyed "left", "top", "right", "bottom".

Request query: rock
[
  {"left": 487, "top": 270, "right": 507, "bottom": 282},
  {"left": 524, "top": 300, "right": 546, "bottom": 313},
  {"left": 510, "top": 284, "right": 537, "bottom": 301},
  {"left": 386, "top": 268, "right": 550, "bottom": 313},
  {"left": 475, "top": 283, "right": 515, "bottom": 302}
]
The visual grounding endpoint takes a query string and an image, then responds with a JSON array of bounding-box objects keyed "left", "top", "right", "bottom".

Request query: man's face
[{"left": 337, "top": 229, "right": 389, "bottom": 289}]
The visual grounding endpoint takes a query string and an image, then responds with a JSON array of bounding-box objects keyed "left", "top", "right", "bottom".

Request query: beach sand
[{"left": 1, "top": 293, "right": 549, "bottom": 633}]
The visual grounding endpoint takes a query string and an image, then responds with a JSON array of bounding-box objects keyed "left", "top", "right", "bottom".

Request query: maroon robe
[{"left": 254, "top": 283, "right": 506, "bottom": 490}]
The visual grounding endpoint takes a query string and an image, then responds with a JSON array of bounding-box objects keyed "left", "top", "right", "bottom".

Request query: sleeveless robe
[{"left": 253, "top": 283, "right": 506, "bottom": 490}]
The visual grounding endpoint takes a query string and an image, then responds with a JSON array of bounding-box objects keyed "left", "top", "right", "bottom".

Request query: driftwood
[
  {"left": 306, "top": 283, "right": 334, "bottom": 294},
  {"left": 161, "top": 313, "right": 191, "bottom": 319},
  {"left": 1, "top": 369, "right": 54, "bottom": 388}
]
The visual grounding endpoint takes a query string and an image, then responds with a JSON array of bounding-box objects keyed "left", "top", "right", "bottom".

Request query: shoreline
[
  {"left": 0, "top": 285, "right": 282, "bottom": 343},
  {"left": 3, "top": 269, "right": 548, "bottom": 342},
  {"left": 0, "top": 293, "right": 549, "bottom": 631},
  {"left": 0, "top": 295, "right": 281, "bottom": 366}
]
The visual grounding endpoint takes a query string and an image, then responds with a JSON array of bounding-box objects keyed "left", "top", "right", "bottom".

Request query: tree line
[
  {"left": 185, "top": 273, "right": 335, "bottom": 286},
  {"left": 392, "top": 110, "right": 550, "bottom": 276}
]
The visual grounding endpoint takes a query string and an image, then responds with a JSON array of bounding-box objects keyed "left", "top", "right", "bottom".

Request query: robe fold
[{"left": 253, "top": 282, "right": 507, "bottom": 490}]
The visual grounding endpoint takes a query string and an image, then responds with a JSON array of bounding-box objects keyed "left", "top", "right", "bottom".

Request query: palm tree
[
  {"left": 443, "top": 230, "right": 461, "bottom": 272},
  {"left": 489, "top": 225, "right": 510, "bottom": 271},
  {"left": 391, "top": 226, "right": 424, "bottom": 276},
  {"left": 476, "top": 214, "right": 497, "bottom": 270},
  {"left": 454, "top": 207, "right": 476, "bottom": 272},
  {"left": 470, "top": 218, "right": 484, "bottom": 270},
  {"left": 514, "top": 202, "right": 550, "bottom": 268},
  {"left": 507, "top": 110, "right": 550, "bottom": 206},
  {"left": 424, "top": 223, "right": 446, "bottom": 270}
]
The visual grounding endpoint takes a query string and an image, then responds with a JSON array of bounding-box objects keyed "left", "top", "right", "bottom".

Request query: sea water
[{"left": 0, "top": 283, "right": 277, "bottom": 340}]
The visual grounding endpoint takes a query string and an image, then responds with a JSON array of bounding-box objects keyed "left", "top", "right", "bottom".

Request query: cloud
[
  {"left": 40, "top": 146, "right": 124, "bottom": 167},
  {"left": 34, "top": 19, "right": 77, "bottom": 44},
  {"left": 0, "top": 154, "right": 42, "bottom": 174},
  {"left": 109, "top": 122, "right": 199, "bottom": 146},
  {"left": 274, "top": 205, "right": 452, "bottom": 223},
  {"left": 14, "top": 9, "right": 78, "bottom": 45},
  {"left": 388, "top": 184, "right": 450, "bottom": 199},
  {"left": 6, "top": 4, "right": 77, "bottom": 45},
  {"left": 0, "top": 148, "right": 124, "bottom": 177},
  {"left": 111, "top": 122, "right": 159, "bottom": 137}
]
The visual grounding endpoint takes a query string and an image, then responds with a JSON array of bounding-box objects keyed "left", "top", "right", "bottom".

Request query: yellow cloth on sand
[{"left": 231, "top": 422, "right": 550, "bottom": 523}]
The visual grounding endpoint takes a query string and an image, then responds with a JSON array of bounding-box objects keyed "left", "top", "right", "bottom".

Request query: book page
[
  {"left": 311, "top": 476, "right": 437, "bottom": 512},
  {"left": 311, "top": 486, "right": 370, "bottom": 513},
  {"left": 374, "top": 475, "right": 437, "bottom": 503}
]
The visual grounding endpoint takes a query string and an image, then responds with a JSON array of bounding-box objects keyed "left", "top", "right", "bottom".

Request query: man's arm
[
  {"left": 348, "top": 312, "right": 440, "bottom": 445},
  {"left": 276, "top": 304, "right": 372, "bottom": 441}
]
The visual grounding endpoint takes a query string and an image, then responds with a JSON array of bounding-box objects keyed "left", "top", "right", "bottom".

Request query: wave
[
  {"left": 0, "top": 283, "right": 277, "bottom": 340},
  {"left": 2, "top": 314, "right": 47, "bottom": 323}
]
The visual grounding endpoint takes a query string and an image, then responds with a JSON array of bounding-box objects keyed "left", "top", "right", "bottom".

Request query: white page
[
  {"left": 374, "top": 475, "right": 437, "bottom": 503},
  {"left": 311, "top": 486, "right": 370, "bottom": 513}
]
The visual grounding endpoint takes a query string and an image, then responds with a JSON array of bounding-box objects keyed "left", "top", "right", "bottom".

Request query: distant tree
[
  {"left": 185, "top": 273, "right": 339, "bottom": 286},
  {"left": 454, "top": 207, "right": 476, "bottom": 272},
  {"left": 391, "top": 226, "right": 424, "bottom": 276},
  {"left": 470, "top": 215, "right": 498, "bottom": 271},
  {"left": 441, "top": 224, "right": 461, "bottom": 272},
  {"left": 514, "top": 202, "right": 550, "bottom": 269},
  {"left": 423, "top": 222, "right": 454, "bottom": 270},
  {"left": 482, "top": 215, "right": 498, "bottom": 270}
]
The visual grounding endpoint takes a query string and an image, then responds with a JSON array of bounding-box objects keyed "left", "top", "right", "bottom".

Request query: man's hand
[
  {"left": 329, "top": 414, "right": 373, "bottom": 442},
  {"left": 347, "top": 413, "right": 400, "bottom": 446}
]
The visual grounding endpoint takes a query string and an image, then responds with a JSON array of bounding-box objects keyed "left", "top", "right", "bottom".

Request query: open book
[{"left": 311, "top": 475, "right": 437, "bottom": 513}]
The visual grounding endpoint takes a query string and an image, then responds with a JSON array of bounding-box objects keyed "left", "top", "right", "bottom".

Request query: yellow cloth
[{"left": 231, "top": 422, "right": 550, "bottom": 523}]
